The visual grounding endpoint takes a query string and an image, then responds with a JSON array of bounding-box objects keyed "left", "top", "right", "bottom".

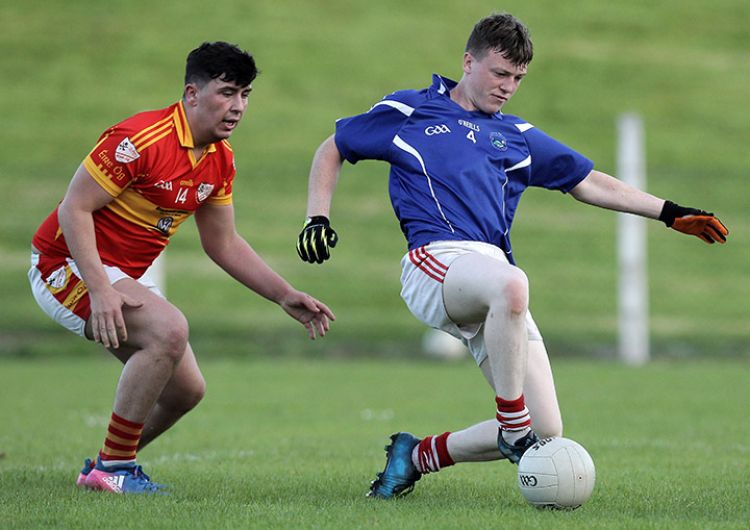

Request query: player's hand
[
  {"left": 89, "top": 287, "right": 143, "bottom": 349},
  {"left": 279, "top": 290, "right": 336, "bottom": 339},
  {"left": 297, "top": 215, "right": 339, "bottom": 263},
  {"left": 658, "top": 200, "right": 728, "bottom": 244}
]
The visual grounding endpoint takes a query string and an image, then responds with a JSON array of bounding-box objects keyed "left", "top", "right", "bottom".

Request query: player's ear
[
  {"left": 184, "top": 83, "right": 199, "bottom": 107},
  {"left": 463, "top": 52, "right": 474, "bottom": 74}
]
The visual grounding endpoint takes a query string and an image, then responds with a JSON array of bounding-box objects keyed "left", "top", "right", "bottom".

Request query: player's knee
[
  {"left": 158, "top": 314, "right": 189, "bottom": 363},
  {"left": 494, "top": 268, "right": 528, "bottom": 316}
]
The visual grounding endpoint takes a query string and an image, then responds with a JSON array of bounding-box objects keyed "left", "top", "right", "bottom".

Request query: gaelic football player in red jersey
[{"left": 29, "top": 42, "right": 335, "bottom": 494}]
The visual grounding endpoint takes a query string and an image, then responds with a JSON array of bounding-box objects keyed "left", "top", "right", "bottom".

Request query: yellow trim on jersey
[
  {"left": 137, "top": 128, "right": 173, "bottom": 153},
  {"left": 207, "top": 193, "right": 233, "bottom": 205},
  {"left": 83, "top": 157, "right": 125, "bottom": 198},
  {"left": 131, "top": 115, "right": 173, "bottom": 146},
  {"left": 174, "top": 102, "right": 194, "bottom": 148},
  {"left": 174, "top": 101, "right": 219, "bottom": 154},
  {"left": 63, "top": 280, "right": 88, "bottom": 311},
  {"left": 105, "top": 188, "right": 191, "bottom": 236}
]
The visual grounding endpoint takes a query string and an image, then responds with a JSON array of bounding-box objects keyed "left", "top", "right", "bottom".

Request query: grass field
[{"left": 1, "top": 357, "right": 749, "bottom": 529}]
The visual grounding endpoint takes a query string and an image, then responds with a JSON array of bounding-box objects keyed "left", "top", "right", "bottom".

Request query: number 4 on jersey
[{"left": 466, "top": 130, "right": 476, "bottom": 144}]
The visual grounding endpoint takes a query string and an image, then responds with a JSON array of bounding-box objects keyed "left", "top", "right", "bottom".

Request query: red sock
[
  {"left": 495, "top": 395, "right": 531, "bottom": 433},
  {"left": 99, "top": 412, "right": 143, "bottom": 467},
  {"left": 414, "top": 431, "right": 455, "bottom": 474}
]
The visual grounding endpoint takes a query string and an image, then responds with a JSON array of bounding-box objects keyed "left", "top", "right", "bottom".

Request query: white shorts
[
  {"left": 28, "top": 252, "right": 163, "bottom": 337},
  {"left": 400, "top": 240, "right": 542, "bottom": 365}
]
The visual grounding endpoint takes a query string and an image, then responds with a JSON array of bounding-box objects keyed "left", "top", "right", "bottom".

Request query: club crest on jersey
[
  {"left": 196, "top": 183, "right": 214, "bottom": 203},
  {"left": 490, "top": 132, "right": 508, "bottom": 151},
  {"left": 115, "top": 137, "right": 140, "bottom": 163},
  {"left": 156, "top": 216, "right": 174, "bottom": 235},
  {"left": 45, "top": 266, "right": 69, "bottom": 291}
]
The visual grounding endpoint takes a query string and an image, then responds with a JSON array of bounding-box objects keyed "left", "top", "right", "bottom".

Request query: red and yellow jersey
[{"left": 33, "top": 101, "right": 235, "bottom": 278}]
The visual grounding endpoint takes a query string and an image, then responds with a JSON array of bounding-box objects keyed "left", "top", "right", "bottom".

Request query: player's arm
[
  {"left": 194, "top": 202, "right": 335, "bottom": 339},
  {"left": 57, "top": 165, "right": 143, "bottom": 348},
  {"left": 296, "top": 135, "right": 343, "bottom": 264},
  {"left": 569, "top": 169, "right": 728, "bottom": 244}
]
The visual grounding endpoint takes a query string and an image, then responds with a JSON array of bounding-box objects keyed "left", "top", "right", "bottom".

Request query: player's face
[
  {"left": 462, "top": 50, "right": 527, "bottom": 114},
  {"left": 186, "top": 78, "right": 252, "bottom": 147}
]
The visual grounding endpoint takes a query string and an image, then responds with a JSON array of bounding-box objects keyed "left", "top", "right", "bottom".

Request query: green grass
[
  {"left": 1, "top": 357, "right": 749, "bottom": 528},
  {"left": 1, "top": 0, "right": 749, "bottom": 358}
]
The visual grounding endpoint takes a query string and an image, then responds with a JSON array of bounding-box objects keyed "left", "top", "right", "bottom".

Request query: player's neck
[{"left": 449, "top": 83, "right": 477, "bottom": 112}]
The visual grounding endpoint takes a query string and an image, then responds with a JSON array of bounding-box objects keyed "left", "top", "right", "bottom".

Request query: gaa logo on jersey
[
  {"left": 490, "top": 132, "right": 508, "bottom": 151},
  {"left": 196, "top": 183, "right": 214, "bottom": 203},
  {"left": 115, "top": 137, "right": 141, "bottom": 163},
  {"left": 424, "top": 124, "right": 451, "bottom": 136},
  {"left": 156, "top": 216, "right": 174, "bottom": 235}
]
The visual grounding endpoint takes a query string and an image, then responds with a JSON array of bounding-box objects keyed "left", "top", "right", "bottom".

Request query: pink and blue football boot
[{"left": 78, "top": 456, "right": 166, "bottom": 494}]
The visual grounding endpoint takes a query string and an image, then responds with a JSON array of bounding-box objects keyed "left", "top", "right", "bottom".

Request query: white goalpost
[{"left": 616, "top": 113, "right": 650, "bottom": 365}]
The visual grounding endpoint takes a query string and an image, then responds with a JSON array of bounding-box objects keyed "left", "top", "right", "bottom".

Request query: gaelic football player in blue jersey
[{"left": 297, "top": 13, "right": 728, "bottom": 498}]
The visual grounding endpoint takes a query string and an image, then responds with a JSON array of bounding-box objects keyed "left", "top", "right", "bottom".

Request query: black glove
[
  {"left": 658, "top": 200, "right": 728, "bottom": 244},
  {"left": 297, "top": 216, "right": 339, "bottom": 263}
]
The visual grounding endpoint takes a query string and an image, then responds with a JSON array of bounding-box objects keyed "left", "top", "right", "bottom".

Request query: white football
[
  {"left": 421, "top": 329, "right": 468, "bottom": 360},
  {"left": 517, "top": 436, "right": 596, "bottom": 509}
]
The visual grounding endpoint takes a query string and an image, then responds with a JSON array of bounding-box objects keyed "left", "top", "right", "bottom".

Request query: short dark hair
[
  {"left": 185, "top": 41, "right": 258, "bottom": 87},
  {"left": 465, "top": 13, "right": 533, "bottom": 66}
]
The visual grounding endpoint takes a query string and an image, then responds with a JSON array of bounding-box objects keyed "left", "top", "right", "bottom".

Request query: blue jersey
[{"left": 334, "top": 74, "right": 594, "bottom": 265}]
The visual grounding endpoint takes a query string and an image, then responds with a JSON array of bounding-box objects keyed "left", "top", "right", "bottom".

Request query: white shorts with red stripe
[
  {"left": 400, "top": 240, "right": 542, "bottom": 365},
  {"left": 28, "top": 252, "right": 163, "bottom": 337}
]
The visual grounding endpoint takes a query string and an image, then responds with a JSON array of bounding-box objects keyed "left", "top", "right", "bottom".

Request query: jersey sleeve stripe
[
  {"left": 82, "top": 158, "right": 124, "bottom": 197},
  {"left": 206, "top": 195, "right": 233, "bottom": 205},
  {"left": 514, "top": 123, "right": 534, "bottom": 132},
  {"left": 371, "top": 100, "right": 414, "bottom": 116},
  {"left": 506, "top": 156, "right": 531, "bottom": 172}
]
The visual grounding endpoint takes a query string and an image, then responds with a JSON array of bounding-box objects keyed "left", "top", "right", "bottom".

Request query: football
[{"left": 517, "top": 436, "right": 596, "bottom": 509}]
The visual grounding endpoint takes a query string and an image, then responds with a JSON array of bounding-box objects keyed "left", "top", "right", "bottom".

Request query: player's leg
[
  {"left": 443, "top": 253, "right": 528, "bottom": 400},
  {"left": 104, "top": 340, "right": 205, "bottom": 450},
  {"left": 418, "top": 340, "right": 562, "bottom": 463},
  {"left": 369, "top": 338, "right": 563, "bottom": 498},
  {"left": 137, "top": 343, "right": 206, "bottom": 450},
  {"left": 83, "top": 277, "right": 188, "bottom": 493},
  {"left": 444, "top": 340, "right": 562, "bottom": 462},
  {"left": 522, "top": 340, "right": 563, "bottom": 438},
  {"left": 442, "top": 252, "right": 537, "bottom": 462}
]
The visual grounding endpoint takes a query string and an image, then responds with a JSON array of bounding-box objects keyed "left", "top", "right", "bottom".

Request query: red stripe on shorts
[{"left": 409, "top": 246, "right": 447, "bottom": 283}]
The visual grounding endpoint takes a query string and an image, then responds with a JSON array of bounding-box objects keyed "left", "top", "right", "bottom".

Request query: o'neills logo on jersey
[
  {"left": 490, "top": 132, "right": 508, "bottom": 151},
  {"left": 196, "top": 183, "right": 214, "bottom": 203},
  {"left": 115, "top": 137, "right": 141, "bottom": 163},
  {"left": 156, "top": 216, "right": 174, "bottom": 235},
  {"left": 458, "top": 119, "right": 480, "bottom": 132}
]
